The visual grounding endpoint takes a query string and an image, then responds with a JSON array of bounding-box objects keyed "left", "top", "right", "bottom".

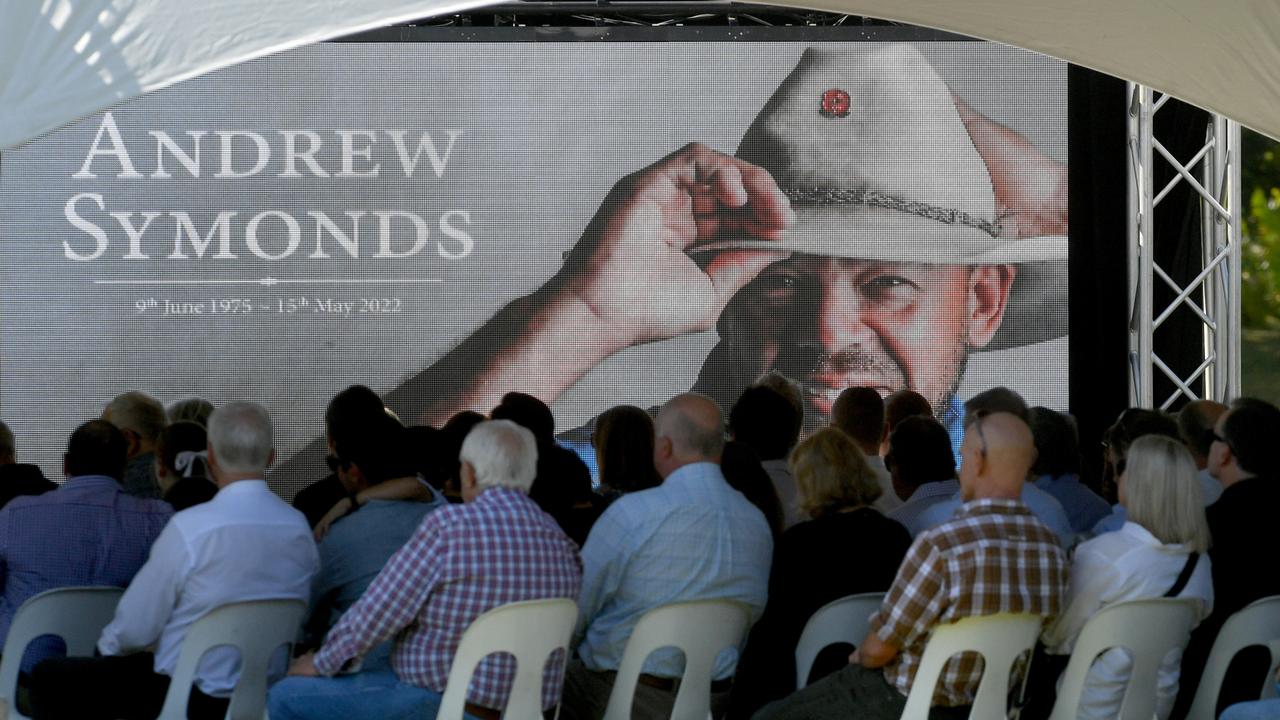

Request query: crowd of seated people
[{"left": 0, "top": 382, "right": 1275, "bottom": 719}]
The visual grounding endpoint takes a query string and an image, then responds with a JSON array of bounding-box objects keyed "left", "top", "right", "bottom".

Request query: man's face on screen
[{"left": 719, "top": 254, "right": 1013, "bottom": 427}]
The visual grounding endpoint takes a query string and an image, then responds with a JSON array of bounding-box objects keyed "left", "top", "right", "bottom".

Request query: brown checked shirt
[{"left": 869, "top": 497, "right": 1068, "bottom": 707}]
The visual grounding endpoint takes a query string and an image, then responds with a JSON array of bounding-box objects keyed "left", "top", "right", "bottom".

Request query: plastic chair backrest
[
  {"left": 436, "top": 598, "right": 578, "bottom": 720},
  {"left": 602, "top": 599, "right": 751, "bottom": 720},
  {"left": 155, "top": 598, "right": 306, "bottom": 720},
  {"left": 1186, "top": 594, "right": 1280, "bottom": 720},
  {"left": 0, "top": 586, "right": 123, "bottom": 720},
  {"left": 899, "top": 613, "right": 1043, "bottom": 720},
  {"left": 794, "top": 592, "right": 884, "bottom": 689},
  {"left": 1048, "top": 598, "right": 1199, "bottom": 720}
]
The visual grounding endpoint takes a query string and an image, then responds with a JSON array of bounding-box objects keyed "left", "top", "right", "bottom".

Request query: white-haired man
[
  {"left": 102, "top": 390, "right": 168, "bottom": 499},
  {"left": 29, "top": 402, "right": 318, "bottom": 720},
  {"left": 563, "top": 393, "right": 773, "bottom": 720},
  {"left": 269, "top": 419, "right": 583, "bottom": 720}
]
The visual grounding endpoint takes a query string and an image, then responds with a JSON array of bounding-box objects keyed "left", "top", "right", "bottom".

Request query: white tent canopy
[{"left": 0, "top": 0, "right": 1278, "bottom": 150}]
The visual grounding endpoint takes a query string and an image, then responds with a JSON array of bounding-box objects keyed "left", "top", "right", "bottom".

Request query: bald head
[
  {"left": 959, "top": 411, "right": 1036, "bottom": 500},
  {"left": 1178, "top": 400, "right": 1227, "bottom": 467},
  {"left": 654, "top": 393, "right": 725, "bottom": 477}
]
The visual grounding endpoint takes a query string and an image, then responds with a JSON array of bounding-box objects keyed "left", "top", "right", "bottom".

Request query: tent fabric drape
[
  {"left": 0, "top": 0, "right": 492, "bottom": 151},
  {"left": 1, "top": 0, "right": 1279, "bottom": 150}
]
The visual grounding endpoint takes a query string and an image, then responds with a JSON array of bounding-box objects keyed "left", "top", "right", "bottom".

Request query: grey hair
[
  {"left": 104, "top": 391, "right": 167, "bottom": 443},
  {"left": 167, "top": 397, "right": 215, "bottom": 427},
  {"left": 459, "top": 420, "right": 538, "bottom": 492},
  {"left": 207, "top": 402, "right": 274, "bottom": 476},
  {"left": 1123, "top": 435, "right": 1211, "bottom": 553},
  {"left": 0, "top": 419, "right": 13, "bottom": 460}
]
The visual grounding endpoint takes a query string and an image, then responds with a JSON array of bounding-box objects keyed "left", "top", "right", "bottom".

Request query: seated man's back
[
  {"left": 303, "top": 417, "right": 448, "bottom": 664},
  {"left": 576, "top": 469, "right": 772, "bottom": 677},
  {"left": 27, "top": 402, "right": 319, "bottom": 720},
  {"left": 566, "top": 394, "right": 772, "bottom": 720},
  {"left": 97, "top": 477, "right": 319, "bottom": 695},
  {"left": 875, "top": 498, "right": 1065, "bottom": 706},
  {"left": 0, "top": 420, "right": 172, "bottom": 671},
  {"left": 269, "top": 419, "right": 583, "bottom": 720}
]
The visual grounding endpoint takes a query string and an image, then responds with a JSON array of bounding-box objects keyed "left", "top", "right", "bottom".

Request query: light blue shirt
[
  {"left": 942, "top": 396, "right": 965, "bottom": 467},
  {"left": 1034, "top": 473, "right": 1112, "bottom": 534},
  {"left": 1197, "top": 467, "right": 1223, "bottom": 507},
  {"left": 1091, "top": 505, "right": 1127, "bottom": 537},
  {"left": 306, "top": 489, "right": 447, "bottom": 666},
  {"left": 575, "top": 461, "right": 772, "bottom": 679},
  {"left": 916, "top": 482, "right": 1076, "bottom": 547},
  {"left": 886, "top": 479, "right": 961, "bottom": 537}
]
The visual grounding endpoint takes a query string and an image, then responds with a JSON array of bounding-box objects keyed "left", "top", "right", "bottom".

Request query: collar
[
  {"left": 955, "top": 496, "right": 1031, "bottom": 519},
  {"left": 213, "top": 478, "right": 268, "bottom": 496},
  {"left": 662, "top": 461, "right": 723, "bottom": 486},
  {"left": 472, "top": 486, "right": 530, "bottom": 505},
  {"left": 63, "top": 474, "right": 123, "bottom": 490}
]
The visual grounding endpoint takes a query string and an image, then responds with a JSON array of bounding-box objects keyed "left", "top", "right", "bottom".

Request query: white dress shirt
[
  {"left": 1043, "top": 521, "right": 1213, "bottom": 720},
  {"left": 99, "top": 480, "right": 318, "bottom": 696}
]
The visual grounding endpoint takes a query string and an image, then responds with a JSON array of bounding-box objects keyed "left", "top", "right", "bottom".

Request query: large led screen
[{"left": 0, "top": 36, "right": 1068, "bottom": 492}]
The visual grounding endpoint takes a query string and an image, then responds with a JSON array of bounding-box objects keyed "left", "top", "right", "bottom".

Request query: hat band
[{"left": 781, "top": 187, "right": 1002, "bottom": 238}]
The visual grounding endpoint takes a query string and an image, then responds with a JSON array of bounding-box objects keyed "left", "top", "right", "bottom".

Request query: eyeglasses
[
  {"left": 324, "top": 455, "right": 349, "bottom": 473},
  {"left": 966, "top": 410, "right": 990, "bottom": 457}
]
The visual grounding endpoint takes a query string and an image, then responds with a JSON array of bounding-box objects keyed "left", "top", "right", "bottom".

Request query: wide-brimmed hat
[{"left": 700, "top": 44, "right": 1067, "bottom": 350}]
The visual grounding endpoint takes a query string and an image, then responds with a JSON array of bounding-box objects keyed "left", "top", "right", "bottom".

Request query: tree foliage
[{"left": 1241, "top": 128, "right": 1280, "bottom": 328}]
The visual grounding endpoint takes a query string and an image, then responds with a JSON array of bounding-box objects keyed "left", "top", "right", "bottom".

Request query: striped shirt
[
  {"left": 313, "top": 487, "right": 582, "bottom": 711},
  {"left": 871, "top": 497, "right": 1067, "bottom": 707}
]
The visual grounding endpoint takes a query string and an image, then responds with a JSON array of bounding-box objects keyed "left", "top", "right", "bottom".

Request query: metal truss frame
[{"left": 1127, "top": 83, "right": 1242, "bottom": 409}]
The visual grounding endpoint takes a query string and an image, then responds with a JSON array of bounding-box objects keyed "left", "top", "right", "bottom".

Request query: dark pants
[
  {"left": 751, "top": 664, "right": 972, "bottom": 720},
  {"left": 560, "top": 659, "right": 732, "bottom": 720},
  {"left": 28, "top": 653, "right": 230, "bottom": 720}
]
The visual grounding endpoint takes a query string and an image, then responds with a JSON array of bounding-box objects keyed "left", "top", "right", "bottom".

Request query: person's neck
[
  {"left": 659, "top": 457, "right": 714, "bottom": 480},
  {"left": 214, "top": 472, "right": 262, "bottom": 490},
  {"left": 968, "top": 476, "right": 1022, "bottom": 501},
  {"left": 1219, "top": 467, "right": 1256, "bottom": 489}
]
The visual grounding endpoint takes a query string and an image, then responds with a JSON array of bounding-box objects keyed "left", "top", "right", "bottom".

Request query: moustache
[{"left": 774, "top": 344, "right": 900, "bottom": 379}]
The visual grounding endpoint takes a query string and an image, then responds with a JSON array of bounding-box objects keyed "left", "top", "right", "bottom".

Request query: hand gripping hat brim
[{"left": 698, "top": 45, "right": 1067, "bottom": 350}]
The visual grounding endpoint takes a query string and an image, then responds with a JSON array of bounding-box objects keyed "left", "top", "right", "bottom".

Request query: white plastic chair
[
  {"left": 155, "top": 598, "right": 306, "bottom": 720},
  {"left": 1186, "top": 595, "right": 1280, "bottom": 720},
  {"left": 794, "top": 592, "right": 884, "bottom": 689},
  {"left": 900, "top": 613, "right": 1043, "bottom": 720},
  {"left": 0, "top": 586, "right": 124, "bottom": 720},
  {"left": 602, "top": 599, "right": 751, "bottom": 720},
  {"left": 1047, "top": 598, "right": 1199, "bottom": 720},
  {"left": 436, "top": 598, "right": 578, "bottom": 720}
]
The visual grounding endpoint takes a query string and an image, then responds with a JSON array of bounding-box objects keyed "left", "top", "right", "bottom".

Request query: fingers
[
  {"left": 704, "top": 248, "right": 790, "bottom": 304},
  {"left": 648, "top": 143, "right": 793, "bottom": 245}
]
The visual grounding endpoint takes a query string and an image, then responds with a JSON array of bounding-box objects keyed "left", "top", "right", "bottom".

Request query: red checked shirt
[
  {"left": 869, "top": 497, "right": 1067, "bottom": 707},
  {"left": 313, "top": 487, "right": 583, "bottom": 710}
]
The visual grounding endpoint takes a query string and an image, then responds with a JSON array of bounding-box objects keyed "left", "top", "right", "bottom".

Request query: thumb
[{"left": 704, "top": 249, "right": 790, "bottom": 306}]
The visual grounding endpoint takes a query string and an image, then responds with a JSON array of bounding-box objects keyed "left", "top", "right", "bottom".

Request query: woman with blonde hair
[
  {"left": 1039, "top": 434, "right": 1213, "bottom": 719},
  {"left": 729, "top": 427, "right": 911, "bottom": 718}
]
